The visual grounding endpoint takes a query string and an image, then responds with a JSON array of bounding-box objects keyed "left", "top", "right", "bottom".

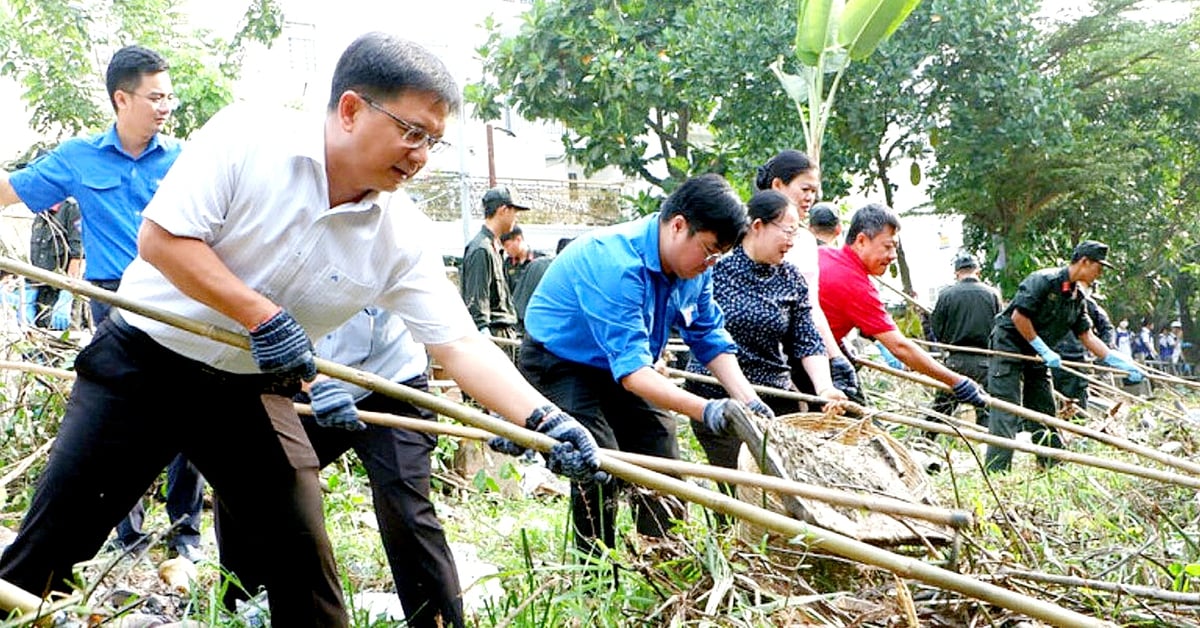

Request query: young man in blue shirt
[
  {"left": 0, "top": 45, "right": 204, "bottom": 562},
  {"left": 507, "top": 174, "right": 770, "bottom": 553}
]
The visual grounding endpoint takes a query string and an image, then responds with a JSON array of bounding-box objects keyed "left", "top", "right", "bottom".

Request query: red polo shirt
[{"left": 818, "top": 244, "right": 897, "bottom": 341}]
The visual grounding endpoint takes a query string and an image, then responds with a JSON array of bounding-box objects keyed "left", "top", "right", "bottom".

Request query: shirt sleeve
[
  {"left": 7, "top": 147, "right": 74, "bottom": 212},
  {"left": 459, "top": 245, "right": 491, "bottom": 329},
  {"left": 1010, "top": 273, "right": 1051, "bottom": 319}
]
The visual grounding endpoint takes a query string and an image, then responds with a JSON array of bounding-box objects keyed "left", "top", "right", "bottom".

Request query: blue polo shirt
[
  {"left": 9, "top": 124, "right": 183, "bottom": 281},
  {"left": 524, "top": 214, "right": 737, "bottom": 382}
]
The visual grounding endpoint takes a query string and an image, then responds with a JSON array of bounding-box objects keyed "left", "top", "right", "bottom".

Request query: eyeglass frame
[
  {"left": 359, "top": 93, "right": 451, "bottom": 154},
  {"left": 699, "top": 237, "right": 729, "bottom": 266},
  {"left": 768, "top": 219, "right": 802, "bottom": 238},
  {"left": 130, "top": 91, "right": 179, "bottom": 111}
]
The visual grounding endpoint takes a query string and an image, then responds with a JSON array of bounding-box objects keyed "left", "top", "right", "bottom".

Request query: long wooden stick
[
  {"left": 318, "top": 404, "right": 974, "bottom": 530},
  {"left": 669, "top": 368, "right": 1200, "bottom": 490},
  {"left": 912, "top": 338, "right": 1199, "bottom": 389},
  {"left": 998, "top": 568, "right": 1200, "bottom": 605},
  {"left": 0, "top": 257, "right": 1111, "bottom": 627},
  {"left": 855, "top": 358, "right": 1200, "bottom": 477}
]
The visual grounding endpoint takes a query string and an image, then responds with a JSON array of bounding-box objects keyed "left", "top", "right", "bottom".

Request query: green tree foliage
[{"left": 0, "top": 0, "right": 282, "bottom": 149}]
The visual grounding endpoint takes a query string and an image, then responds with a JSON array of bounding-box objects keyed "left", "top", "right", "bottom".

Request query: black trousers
[
  {"left": 985, "top": 355, "right": 1061, "bottom": 472},
  {"left": 0, "top": 315, "right": 347, "bottom": 627},
  {"left": 217, "top": 376, "right": 463, "bottom": 628},
  {"left": 929, "top": 352, "right": 991, "bottom": 432},
  {"left": 116, "top": 454, "right": 205, "bottom": 551},
  {"left": 519, "top": 338, "right": 684, "bottom": 554}
]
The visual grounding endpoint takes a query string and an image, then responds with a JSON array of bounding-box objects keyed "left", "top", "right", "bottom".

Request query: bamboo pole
[
  {"left": 0, "top": 578, "right": 44, "bottom": 616},
  {"left": 998, "top": 568, "right": 1200, "bottom": 605},
  {"left": 855, "top": 358, "right": 1200, "bottom": 477},
  {"left": 873, "top": 277, "right": 930, "bottom": 313},
  {"left": 0, "top": 257, "right": 1111, "bottom": 627},
  {"left": 307, "top": 404, "right": 974, "bottom": 530},
  {"left": 911, "top": 338, "right": 1199, "bottom": 390},
  {"left": 670, "top": 368, "right": 1200, "bottom": 490}
]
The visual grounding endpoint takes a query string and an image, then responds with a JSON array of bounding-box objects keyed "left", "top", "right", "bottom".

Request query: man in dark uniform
[
  {"left": 29, "top": 198, "right": 83, "bottom": 329},
  {"left": 985, "top": 241, "right": 1145, "bottom": 472},
  {"left": 928, "top": 252, "right": 1001, "bottom": 434},
  {"left": 1052, "top": 295, "right": 1115, "bottom": 415},
  {"left": 461, "top": 186, "right": 526, "bottom": 353}
]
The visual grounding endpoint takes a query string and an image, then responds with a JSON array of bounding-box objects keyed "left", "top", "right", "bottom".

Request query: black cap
[
  {"left": 953, "top": 252, "right": 979, "bottom": 271},
  {"left": 1073, "top": 240, "right": 1113, "bottom": 268},
  {"left": 809, "top": 203, "right": 839, "bottom": 229},
  {"left": 482, "top": 186, "right": 530, "bottom": 212}
]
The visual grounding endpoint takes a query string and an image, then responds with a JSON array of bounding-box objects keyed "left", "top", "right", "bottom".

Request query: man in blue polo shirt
[
  {"left": 0, "top": 45, "right": 202, "bottom": 561},
  {"left": 1, "top": 45, "right": 182, "bottom": 324},
  {"left": 505, "top": 174, "right": 771, "bottom": 554}
]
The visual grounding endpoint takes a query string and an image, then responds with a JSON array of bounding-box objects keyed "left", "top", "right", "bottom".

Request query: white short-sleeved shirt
[{"left": 117, "top": 103, "right": 475, "bottom": 373}]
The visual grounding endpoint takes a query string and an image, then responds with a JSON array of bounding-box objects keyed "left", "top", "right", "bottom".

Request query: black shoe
[{"left": 169, "top": 543, "right": 207, "bottom": 563}]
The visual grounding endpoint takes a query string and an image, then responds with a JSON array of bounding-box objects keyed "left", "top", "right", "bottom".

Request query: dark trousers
[
  {"left": 1052, "top": 353, "right": 1089, "bottom": 411},
  {"left": 116, "top": 454, "right": 205, "bottom": 551},
  {"left": 519, "top": 338, "right": 684, "bottom": 554},
  {"left": 217, "top": 376, "right": 463, "bottom": 628},
  {"left": 985, "top": 355, "right": 1061, "bottom": 472},
  {"left": 0, "top": 315, "right": 347, "bottom": 627},
  {"left": 930, "top": 352, "right": 991, "bottom": 433}
]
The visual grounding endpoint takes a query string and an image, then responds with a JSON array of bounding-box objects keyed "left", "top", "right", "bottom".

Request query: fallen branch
[{"left": 999, "top": 568, "right": 1200, "bottom": 605}]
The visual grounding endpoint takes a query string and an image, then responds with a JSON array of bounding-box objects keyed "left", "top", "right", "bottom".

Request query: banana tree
[{"left": 770, "top": 0, "right": 921, "bottom": 167}]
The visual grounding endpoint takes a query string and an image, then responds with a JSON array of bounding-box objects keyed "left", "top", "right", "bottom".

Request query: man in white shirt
[{"left": 0, "top": 33, "right": 602, "bottom": 627}]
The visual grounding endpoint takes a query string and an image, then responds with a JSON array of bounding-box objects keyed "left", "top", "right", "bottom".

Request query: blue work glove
[
  {"left": 50, "top": 290, "right": 73, "bottom": 330},
  {"left": 1102, "top": 351, "right": 1145, "bottom": 383},
  {"left": 874, "top": 341, "right": 904, "bottom": 369},
  {"left": 745, "top": 397, "right": 775, "bottom": 419},
  {"left": 952, "top": 377, "right": 989, "bottom": 408},
  {"left": 309, "top": 380, "right": 366, "bottom": 431},
  {"left": 21, "top": 286, "right": 38, "bottom": 325},
  {"left": 829, "top": 356, "right": 861, "bottom": 399},
  {"left": 249, "top": 309, "right": 318, "bottom": 382},
  {"left": 1028, "top": 336, "right": 1061, "bottom": 369}
]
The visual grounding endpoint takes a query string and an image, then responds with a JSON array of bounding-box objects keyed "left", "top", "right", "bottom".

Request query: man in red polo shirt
[{"left": 819, "top": 203, "right": 988, "bottom": 410}]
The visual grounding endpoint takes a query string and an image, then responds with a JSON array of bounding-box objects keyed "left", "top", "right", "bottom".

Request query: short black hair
[
  {"left": 809, "top": 202, "right": 840, "bottom": 229},
  {"left": 746, "top": 190, "right": 791, "bottom": 224},
  {"left": 556, "top": 237, "right": 574, "bottom": 255},
  {"left": 755, "top": 149, "right": 817, "bottom": 190},
  {"left": 659, "top": 174, "right": 749, "bottom": 249},
  {"left": 845, "top": 202, "right": 901, "bottom": 244},
  {"left": 106, "top": 45, "right": 169, "bottom": 111},
  {"left": 499, "top": 225, "right": 524, "bottom": 243},
  {"left": 328, "top": 32, "right": 460, "bottom": 115}
]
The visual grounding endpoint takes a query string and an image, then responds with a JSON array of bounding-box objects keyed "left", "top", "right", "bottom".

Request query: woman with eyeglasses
[
  {"left": 756, "top": 149, "right": 863, "bottom": 403},
  {"left": 684, "top": 190, "right": 845, "bottom": 479}
]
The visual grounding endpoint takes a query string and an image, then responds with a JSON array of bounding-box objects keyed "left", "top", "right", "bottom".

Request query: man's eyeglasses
[
  {"left": 360, "top": 94, "right": 451, "bottom": 154},
  {"left": 133, "top": 92, "right": 179, "bottom": 111},
  {"left": 769, "top": 221, "right": 802, "bottom": 238},
  {"left": 700, "top": 238, "right": 728, "bottom": 266}
]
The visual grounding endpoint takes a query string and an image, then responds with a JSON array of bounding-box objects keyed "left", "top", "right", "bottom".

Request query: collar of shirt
[
  {"left": 97, "top": 123, "right": 166, "bottom": 160},
  {"left": 639, "top": 215, "right": 666, "bottom": 274}
]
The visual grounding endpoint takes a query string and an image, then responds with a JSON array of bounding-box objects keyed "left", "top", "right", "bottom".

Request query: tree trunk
[{"left": 877, "top": 160, "right": 914, "bottom": 294}]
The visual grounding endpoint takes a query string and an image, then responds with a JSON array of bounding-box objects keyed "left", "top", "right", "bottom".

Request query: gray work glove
[
  {"left": 829, "top": 356, "right": 861, "bottom": 399},
  {"left": 309, "top": 380, "right": 366, "bottom": 431},
  {"left": 249, "top": 309, "right": 317, "bottom": 382},
  {"left": 952, "top": 377, "right": 989, "bottom": 408},
  {"left": 489, "top": 406, "right": 609, "bottom": 484}
]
